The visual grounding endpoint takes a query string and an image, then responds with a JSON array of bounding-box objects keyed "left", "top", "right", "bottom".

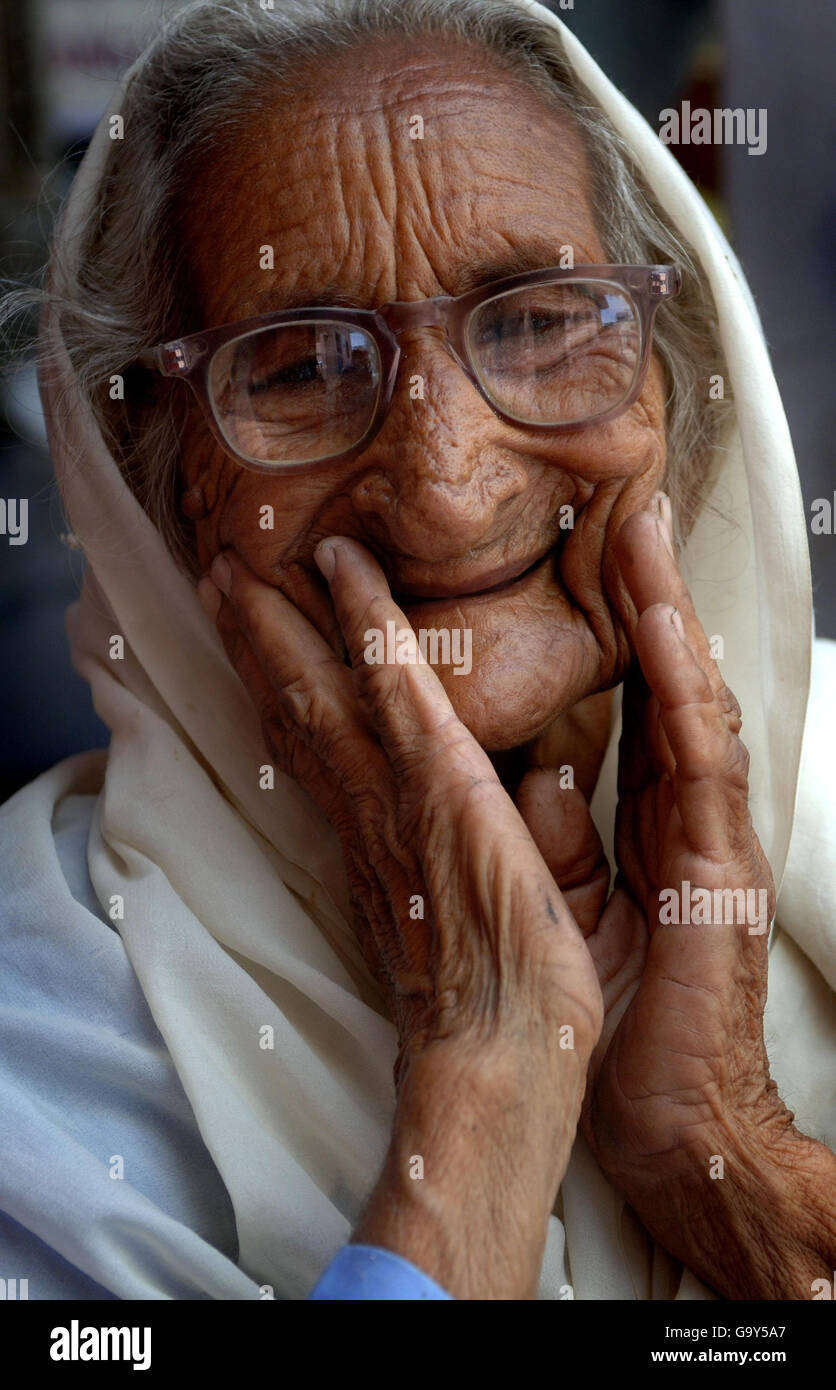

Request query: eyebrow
[
  {"left": 245, "top": 240, "right": 573, "bottom": 314},
  {"left": 450, "top": 242, "right": 574, "bottom": 295},
  {"left": 246, "top": 282, "right": 373, "bottom": 313}
]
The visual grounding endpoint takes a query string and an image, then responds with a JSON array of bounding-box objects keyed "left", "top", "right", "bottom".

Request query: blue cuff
[{"left": 308, "top": 1244, "right": 454, "bottom": 1300}]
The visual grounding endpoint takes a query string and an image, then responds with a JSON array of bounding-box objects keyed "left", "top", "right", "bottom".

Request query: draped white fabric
[{"left": 25, "top": 0, "right": 833, "bottom": 1299}]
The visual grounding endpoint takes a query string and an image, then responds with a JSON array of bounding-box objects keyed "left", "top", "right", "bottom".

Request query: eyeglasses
[{"left": 137, "top": 264, "right": 681, "bottom": 475}]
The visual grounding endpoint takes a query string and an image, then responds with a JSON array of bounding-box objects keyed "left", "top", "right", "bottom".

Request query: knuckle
[
  {"left": 279, "top": 673, "right": 340, "bottom": 751},
  {"left": 357, "top": 658, "right": 405, "bottom": 720},
  {"left": 280, "top": 676, "right": 319, "bottom": 732},
  {"left": 279, "top": 680, "right": 374, "bottom": 785},
  {"left": 390, "top": 717, "right": 475, "bottom": 790},
  {"left": 355, "top": 648, "right": 424, "bottom": 713},
  {"left": 717, "top": 681, "right": 743, "bottom": 730},
  {"left": 345, "top": 592, "right": 393, "bottom": 658},
  {"left": 724, "top": 735, "right": 751, "bottom": 785}
]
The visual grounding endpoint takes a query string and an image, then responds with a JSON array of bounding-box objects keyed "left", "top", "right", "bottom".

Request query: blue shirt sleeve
[{"left": 308, "top": 1244, "right": 454, "bottom": 1300}]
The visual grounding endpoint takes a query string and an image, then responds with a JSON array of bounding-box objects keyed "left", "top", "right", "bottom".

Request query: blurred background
[{"left": 1, "top": 0, "right": 834, "bottom": 800}]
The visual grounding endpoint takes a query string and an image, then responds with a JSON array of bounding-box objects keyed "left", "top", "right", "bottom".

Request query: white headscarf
[{"left": 31, "top": 0, "right": 835, "bottom": 1299}]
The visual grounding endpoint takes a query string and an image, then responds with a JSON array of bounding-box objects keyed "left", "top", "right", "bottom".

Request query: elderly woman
[{"left": 1, "top": 0, "right": 834, "bottom": 1303}]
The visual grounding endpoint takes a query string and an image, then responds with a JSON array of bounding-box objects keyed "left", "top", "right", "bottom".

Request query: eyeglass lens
[
  {"left": 467, "top": 280, "right": 641, "bottom": 428},
  {"left": 209, "top": 319, "right": 383, "bottom": 465}
]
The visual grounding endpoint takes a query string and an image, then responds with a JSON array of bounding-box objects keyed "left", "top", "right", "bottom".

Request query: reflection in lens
[
  {"left": 209, "top": 320, "right": 381, "bottom": 464},
  {"left": 467, "top": 281, "right": 640, "bottom": 426}
]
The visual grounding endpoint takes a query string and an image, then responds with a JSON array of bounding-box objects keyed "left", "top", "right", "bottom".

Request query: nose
[{"left": 350, "top": 328, "right": 528, "bottom": 558}]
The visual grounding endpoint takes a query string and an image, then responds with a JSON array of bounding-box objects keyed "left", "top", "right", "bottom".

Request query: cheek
[
  {"left": 216, "top": 479, "right": 314, "bottom": 572},
  {"left": 194, "top": 458, "right": 335, "bottom": 581},
  {"left": 180, "top": 384, "right": 331, "bottom": 576},
  {"left": 201, "top": 469, "right": 354, "bottom": 650},
  {"left": 516, "top": 370, "right": 667, "bottom": 489},
  {"left": 551, "top": 369, "right": 668, "bottom": 600}
]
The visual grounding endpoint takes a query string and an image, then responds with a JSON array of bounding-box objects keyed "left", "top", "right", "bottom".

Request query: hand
[
  {"left": 198, "top": 536, "right": 603, "bottom": 1298},
  {"left": 519, "top": 493, "right": 806, "bottom": 1288},
  {"left": 582, "top": 497, "right": 785, "bottom": 1197}
]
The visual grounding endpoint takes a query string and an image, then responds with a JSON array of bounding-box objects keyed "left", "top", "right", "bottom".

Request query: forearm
[{"left": 352, "top": 1041, "right": 583, "bottom": 1300}]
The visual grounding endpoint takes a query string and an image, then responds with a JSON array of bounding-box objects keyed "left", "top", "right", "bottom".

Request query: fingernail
[
  {"left": 210, "top": 553, "right": 232, "bottom": 595},
  {"left": 670, "top": 606, "right": 686, "bottom": 639},
  {"left": 197, "top": 575, "right": 221, "bottom": 617},
  {"left": 314, "top": 540, "right": 337, "bottom": 582}
]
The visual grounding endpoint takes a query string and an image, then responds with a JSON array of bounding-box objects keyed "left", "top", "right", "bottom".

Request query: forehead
[{"left": 180, "top": 34, "right": 605, "bottom": 328}]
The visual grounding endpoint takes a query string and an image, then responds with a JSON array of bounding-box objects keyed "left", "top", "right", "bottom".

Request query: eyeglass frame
[{"left": 136, "top": 263, "right": 682, "bottom": 476}]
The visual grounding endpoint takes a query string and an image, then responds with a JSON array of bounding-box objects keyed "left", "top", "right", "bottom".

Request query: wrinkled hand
[
  {"left": 520, "top": 494, "right": 784, "bottom": 1230},
  {"left": 198, "top": 538, "right": 603, "bottom": 1106}
]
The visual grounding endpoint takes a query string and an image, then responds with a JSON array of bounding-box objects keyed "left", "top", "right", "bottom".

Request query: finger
[
  {"left": 205, "top": 554, "right": 384, "bottom": 772},
  {"left": 200, "top": 575, "right": 360, "bottom": 820},
  {"left": 615, "top": 495, "right": 740, "bottom": 729},
  {"left": 200, "top": 574, "right": 284, "bottom": 722},
  {"left": 585, "top": 878, "right": 647, "bottom": 1012},
  {"left": 516, "top": 770, "right": 610, "bottom": 937},
  {"left": 612, "top": 779, "right": 653, "bottom": 908},
  {"left": 634, "top": 602, "right": 751, "bottom": 858},
  {"left": 618, "top": 660, "right": 675, "bottom": 797},
  {"left": 314, "top": 536, "right": 478, "bottom": 767}
]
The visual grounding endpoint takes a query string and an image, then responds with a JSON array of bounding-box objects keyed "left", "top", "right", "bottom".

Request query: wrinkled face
[{"left": 178, "top": 36, "right": 667, "bottom": 749}]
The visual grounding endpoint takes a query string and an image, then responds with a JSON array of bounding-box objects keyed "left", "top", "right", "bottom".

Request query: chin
[{"left": 395, "top": 551, "right": 603, "bottom": 751}]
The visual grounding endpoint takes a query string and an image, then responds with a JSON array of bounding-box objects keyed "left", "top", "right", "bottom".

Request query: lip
[{"left": 391, "top": 544, "right": 554, "bottom": 606}]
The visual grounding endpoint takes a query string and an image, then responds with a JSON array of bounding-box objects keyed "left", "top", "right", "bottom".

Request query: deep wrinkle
[{"left": 178, "top": 33, "right": 667, "bottom": 752}]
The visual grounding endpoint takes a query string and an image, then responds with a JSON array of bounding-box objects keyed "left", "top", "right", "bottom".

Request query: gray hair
[{"left": 9, "top": 0, "right": 732, "bottom": 573}]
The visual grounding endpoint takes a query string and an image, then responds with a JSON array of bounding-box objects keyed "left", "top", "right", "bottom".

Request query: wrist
[
  {"left": 354, "top": 1039, "right": 582, "bottom": 1299},
  {"left": 625, "top": 1109, "right": 836, "bottom": 1300}
]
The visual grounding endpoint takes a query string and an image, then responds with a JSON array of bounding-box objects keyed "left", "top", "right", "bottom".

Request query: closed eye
[{"left": 249, "top": 356, "right": 321, "bottom": 393}]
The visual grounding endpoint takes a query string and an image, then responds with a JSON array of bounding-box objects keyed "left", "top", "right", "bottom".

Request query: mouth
[{"left": 391, "top": 543, "right": 556, "bottom": 609}]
